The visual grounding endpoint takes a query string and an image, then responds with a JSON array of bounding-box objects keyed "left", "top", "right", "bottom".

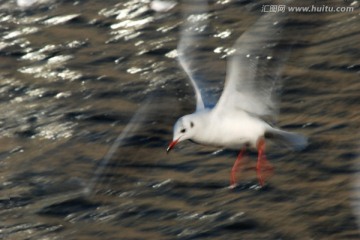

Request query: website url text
[{"left": 261, "top": 5, "right": 354, "bottom": 13}]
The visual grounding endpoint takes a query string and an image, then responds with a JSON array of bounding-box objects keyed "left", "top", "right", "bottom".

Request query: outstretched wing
[
  {"left": 177, "top": 0, "right": 214, "bottom": 111},
  {"left": 214, "top": 12, "right": 290, "bottom": 121}
]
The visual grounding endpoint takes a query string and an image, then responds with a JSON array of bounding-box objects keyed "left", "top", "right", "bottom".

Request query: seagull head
[{"left": 167, "top": 114, "right": 197, "bottom": 153}]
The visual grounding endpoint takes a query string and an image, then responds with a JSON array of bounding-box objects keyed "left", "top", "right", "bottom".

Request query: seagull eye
[
  {"left": 180, "top": 129, "right": 186, "bottom": 133},
  {"left": 190, "top": 122, "right": 194, "bottom": 128}
]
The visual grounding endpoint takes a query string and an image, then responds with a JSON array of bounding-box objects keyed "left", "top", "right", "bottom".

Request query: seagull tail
[{"left": 266, "top": 129, "right": 308, "bottom": 151}]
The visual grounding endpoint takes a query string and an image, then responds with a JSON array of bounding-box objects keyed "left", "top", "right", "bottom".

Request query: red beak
[{"left": 166, "top": 138, "right": 180, "bottom": 153}]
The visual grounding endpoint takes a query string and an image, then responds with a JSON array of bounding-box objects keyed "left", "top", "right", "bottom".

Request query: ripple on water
[
  {"left": 43, "top": 14, "right": 80, "bottom": 25},
  {"left": 3, "top": 27, "right": 39, "bottom": 40},
  {"left": 100, "top": 1, "right": 155, "bottom": 43}
]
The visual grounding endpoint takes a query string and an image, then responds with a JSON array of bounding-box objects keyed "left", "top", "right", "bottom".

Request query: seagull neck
[{"left": 190, "top": 109, "right": 216, "bottom": 143}]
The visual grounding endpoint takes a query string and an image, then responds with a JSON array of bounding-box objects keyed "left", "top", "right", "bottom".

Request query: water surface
[{"left": 0, "top": 0, "right": 359, "bottom": 239}]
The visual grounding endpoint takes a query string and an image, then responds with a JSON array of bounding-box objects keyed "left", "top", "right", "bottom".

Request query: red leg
[
  {"left": 256, "top": 138, "right": 273, "bottom": 186},
  {"left": 230, "top": 146, "right": 246, "bottom": 188}
]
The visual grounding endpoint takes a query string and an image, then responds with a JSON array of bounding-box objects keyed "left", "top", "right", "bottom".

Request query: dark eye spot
[
  {"left": 190, "top": 122, "right": 194, "bottom": 128},
  {"left": 180, "top": 129, "right": 186, "bottom": 133}
]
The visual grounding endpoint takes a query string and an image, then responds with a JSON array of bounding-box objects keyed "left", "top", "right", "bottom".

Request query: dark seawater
[{"left": 0, "top": 0, "right": 359, "bottom": 239}]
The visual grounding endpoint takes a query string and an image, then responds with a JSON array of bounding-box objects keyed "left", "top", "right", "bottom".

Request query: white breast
[{"left": 192, "top": 110, "right": 268, "bottom": 149}]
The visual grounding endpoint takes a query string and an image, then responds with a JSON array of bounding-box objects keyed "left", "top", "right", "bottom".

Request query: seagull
[{"left": 167, "top": 1, "right": 307, "bottom": 188}]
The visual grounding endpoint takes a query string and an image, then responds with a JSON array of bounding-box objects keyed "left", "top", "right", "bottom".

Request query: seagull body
[
  {"left": 167, "top": 1, "right": 307, "bottom": 187},
  {"left": 176, "top": 110, "right": 268, "bottom": 150}
]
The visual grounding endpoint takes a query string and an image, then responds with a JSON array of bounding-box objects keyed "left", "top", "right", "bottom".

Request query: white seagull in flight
[{"left": 167, "top": 1, "right": 307, "bottom": 188}]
